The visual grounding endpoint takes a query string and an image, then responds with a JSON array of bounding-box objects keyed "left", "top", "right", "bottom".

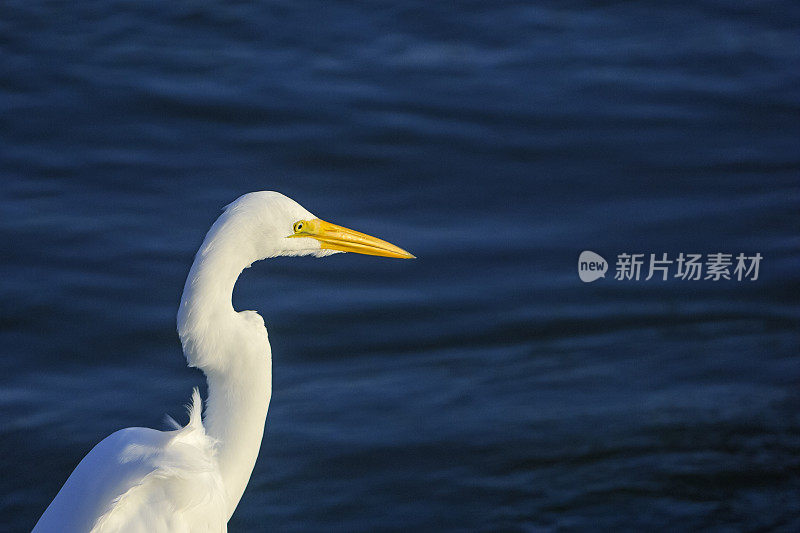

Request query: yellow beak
[{"left": 288, "top": 218, "right": 415, "bottom": 259}]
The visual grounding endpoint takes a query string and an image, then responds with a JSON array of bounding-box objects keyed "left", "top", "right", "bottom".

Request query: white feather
[{"left": 34, "top": 390, "right": 226, "bottom": 533}]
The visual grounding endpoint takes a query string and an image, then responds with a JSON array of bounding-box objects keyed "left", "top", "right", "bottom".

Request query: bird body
[
  {"left": 34, "top": 192, "right": 413, "bottom": 532},
  {"left": 35, "top": 390, "right": 226, "bottom": 532}
]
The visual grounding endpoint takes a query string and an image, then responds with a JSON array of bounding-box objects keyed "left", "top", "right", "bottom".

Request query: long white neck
[{"left": 176, "top": 212, "right": 272, "bottom": 520}]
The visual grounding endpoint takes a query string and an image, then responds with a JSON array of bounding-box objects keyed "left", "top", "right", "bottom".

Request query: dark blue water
[{"left": 2, "top": 1, "right": 799, "bottom": 531}]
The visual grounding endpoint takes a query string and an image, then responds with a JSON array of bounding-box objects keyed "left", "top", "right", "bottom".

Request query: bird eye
[{"left": 293, "top": 221, "right": 304, "bottom": 233}]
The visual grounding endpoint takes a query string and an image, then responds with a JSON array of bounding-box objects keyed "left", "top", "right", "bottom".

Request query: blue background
[{"left": 1, "top": 1, "right": 799, "bottom": 531}]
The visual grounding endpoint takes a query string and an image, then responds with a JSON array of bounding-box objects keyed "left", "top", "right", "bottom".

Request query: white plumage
[
  {"left": 37, "top": 390, "right": 226, "bottom": 532},
  {"left": 34, "top": 192, "right": 413, "bottom": 532}
]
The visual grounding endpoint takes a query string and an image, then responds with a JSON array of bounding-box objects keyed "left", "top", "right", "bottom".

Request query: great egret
[{"left": 33, "top": 191, "right": 414, "bottom": 532}]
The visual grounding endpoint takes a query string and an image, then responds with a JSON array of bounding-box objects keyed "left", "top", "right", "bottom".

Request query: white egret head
[{"left": 210, "top": 191, "right": 414, "bottom": 262}]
